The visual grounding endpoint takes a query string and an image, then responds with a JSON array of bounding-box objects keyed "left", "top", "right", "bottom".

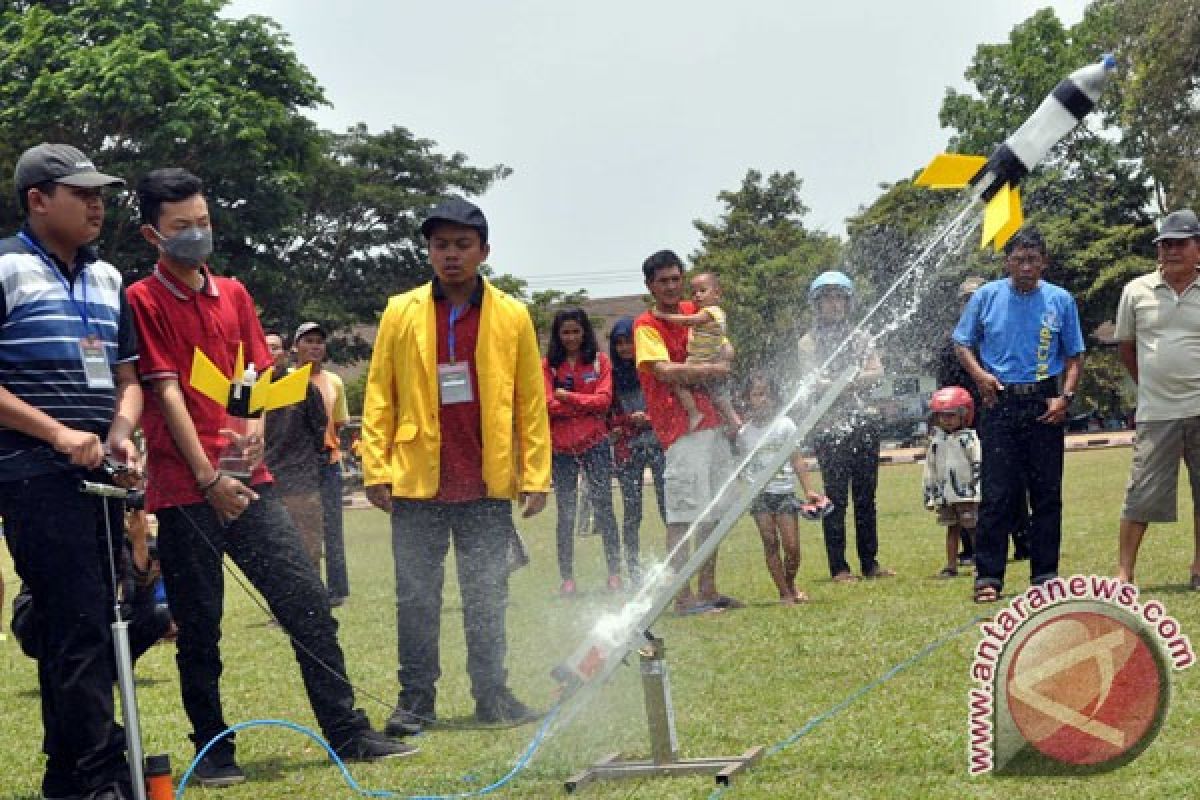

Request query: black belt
[{"left": 1002, "top": 377, "right": 1058, "bottom": 397}]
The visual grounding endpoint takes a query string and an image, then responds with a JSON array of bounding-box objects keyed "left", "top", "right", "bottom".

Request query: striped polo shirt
[{"left": 0, "top": 228, "right": 138, "bottom": 481}]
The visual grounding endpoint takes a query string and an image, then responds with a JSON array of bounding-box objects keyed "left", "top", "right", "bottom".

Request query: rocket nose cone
[{"left": 1071, "top": 58, "right": 1116, "bottom": 100}]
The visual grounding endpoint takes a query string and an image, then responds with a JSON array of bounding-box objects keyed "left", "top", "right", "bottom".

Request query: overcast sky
[{"left": 225, "top": 0, "right": 1092, "bottom": 297}]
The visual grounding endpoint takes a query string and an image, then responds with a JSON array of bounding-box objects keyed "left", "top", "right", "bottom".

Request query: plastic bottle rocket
[
  {"left": 188, "top": 342, "right": 312, "bottom": 478},
  {"left": 217, "top": 362, "right": 259, "bottom": 478},
  {"left": 915, "top": 54, "right": 1118, "bottom": 250}
]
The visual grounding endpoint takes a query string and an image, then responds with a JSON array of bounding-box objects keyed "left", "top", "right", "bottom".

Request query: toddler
[{"left": 922, "top": 387, "right": 981, "bottom": 578}]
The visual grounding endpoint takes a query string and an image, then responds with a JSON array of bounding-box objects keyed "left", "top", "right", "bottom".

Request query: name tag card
[
  {"left": 79, "top": 337, "right": 114, "bottom": 389},
  {"left": 438, "top": 362, "right": 473, "bottom": 405}
]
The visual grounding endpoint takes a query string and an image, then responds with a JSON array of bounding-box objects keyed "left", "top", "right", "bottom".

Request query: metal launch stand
[
  {"left": 564, "top": 635, "right": 763, "bottom": 793},
  {"left": 81, "top": 477, "right": 149, "bottom": 800}
]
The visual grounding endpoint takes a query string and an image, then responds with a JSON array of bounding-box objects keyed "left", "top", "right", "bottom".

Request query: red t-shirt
[
  {"left": 434, "top": 297, "right": 486, "bottom": 503},
  {"left": 633, "top": 303, "right": 720, "bottom": 450},
  {"left": 127, "top": 265, "right": 274, "bottom": 513}
]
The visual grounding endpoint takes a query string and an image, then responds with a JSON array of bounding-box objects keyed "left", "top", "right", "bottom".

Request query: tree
[
  {"left": 690, "top": 169, "right": 842, "bottom": 375},
  {"left": 0, "top": 0, "right": 325, "bottom": 271},
  {"left": 844, "top": 6, "right": 1158, "bottom": 402},
  {"left": 0, "top": 1, "right": 509, "bottom": 363},
  {"left": 256, "top": 125, "right": 510, "bottom": 362},
  {"left": 1101, "top": 0, "right": 1200, "bottom": 211}
]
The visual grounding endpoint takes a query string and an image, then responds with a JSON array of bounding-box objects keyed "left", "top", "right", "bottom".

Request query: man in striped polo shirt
[{"left": 0, "top": 144, "right": 142, "bottom": 800}]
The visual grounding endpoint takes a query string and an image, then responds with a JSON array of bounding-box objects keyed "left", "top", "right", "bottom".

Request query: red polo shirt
[
  {"left": 633, "top": 302, "right": 719, "bottom": 449},
  {"left": 127, "top": 265, "right": 274, "bottom": 513},
  {"left": 433, "top": 279, "right": 487, "bottom": 502}
]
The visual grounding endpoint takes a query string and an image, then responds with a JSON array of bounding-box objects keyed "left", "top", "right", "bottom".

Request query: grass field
[{"left": 2, "top": 446, "right": 1198, "bottom": 799}]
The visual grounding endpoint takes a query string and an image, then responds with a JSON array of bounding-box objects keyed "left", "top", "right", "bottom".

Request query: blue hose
[
  {"left": 706, "top": 613, "right": 987, "bottom": 799},
  {"left": 176, "top": 704, "right": 560, "bottom": 799}
]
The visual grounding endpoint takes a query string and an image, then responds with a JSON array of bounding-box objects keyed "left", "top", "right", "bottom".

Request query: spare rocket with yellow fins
[
  {"left": 915, "top": 54, "right": 1117, "bottom": 251},
  {"left": 189, "top": 343, "right": 311, "bottom": 416}
]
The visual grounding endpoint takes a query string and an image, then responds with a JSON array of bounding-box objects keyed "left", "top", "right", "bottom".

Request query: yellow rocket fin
[
  {"left": 982, "top": 184, "right": 1024, "bottom": 251},
  {"left": 189, "top": 347, "right": 232, "bottom": 408},
  {"left": 250, "top": 362, "right": 312, "bottom": 412},
  {"left": 915, "top": 153, "right": 988, "bottom": 189}
]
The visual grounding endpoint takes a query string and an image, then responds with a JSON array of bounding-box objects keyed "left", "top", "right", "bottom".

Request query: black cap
[
  {"left": 294, "top": 321, "right": 326, "bottom": 342},
  {"left": 1153, "top": 209, "right": 1200, "bottom": 243},
  {"left": 420, "top": 197, "right": 488, "bottom": 243},
  {"left": 14, "top": 143, "right": 125, "bottom": 192}
]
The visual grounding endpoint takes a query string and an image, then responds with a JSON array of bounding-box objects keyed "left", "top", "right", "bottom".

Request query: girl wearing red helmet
[{"left": 923, "top": 387, "right": 982, "bottom": 578}]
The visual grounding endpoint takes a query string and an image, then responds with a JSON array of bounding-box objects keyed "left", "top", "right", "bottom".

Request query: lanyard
[
  {"left": 18, "top": 232, "right": 90, "bottom": 333},
  {"left": 447, "top": 303, "right": 469, "bottom": 363}
]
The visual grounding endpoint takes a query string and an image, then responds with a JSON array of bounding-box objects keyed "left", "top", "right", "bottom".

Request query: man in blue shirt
[
  {"left": 954, "top": 227, "right": 1085, "bottom": 603},
  {"left": 0, "top": 143, "right": 142, "bottom": 800}
]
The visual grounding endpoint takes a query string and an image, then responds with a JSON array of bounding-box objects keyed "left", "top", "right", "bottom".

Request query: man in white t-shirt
[{"left": 1114, "top": 209, "right": 1200, "bottom": 589}]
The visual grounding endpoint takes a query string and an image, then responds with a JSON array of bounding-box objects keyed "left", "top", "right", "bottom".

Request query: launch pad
[{"left": 563, "top": 635, "right": 763, "bottom": 793}]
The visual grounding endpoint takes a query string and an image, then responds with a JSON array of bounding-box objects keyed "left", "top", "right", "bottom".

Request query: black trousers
[
  {"left": 155, "top": 485, "right": 367, "bottom": 757},
  {"left": 551, "top": 442, "right": 621, "bottom": 580},
  {"left": 975, "top": 395, "right": 1065, "bottom": 590},
  {"left": 390, "top": 498, "right": 514, "bottom": 711},
  {"left": 0, "top": 470, "right": 128, "bottom": 798},
  {"left": 614, "top": 443, "right": 667, "bottom": 582},
  {"left": 812, "top": 420, "right": 882, "bottom": 576},
  {"left": 320, "top": 460, "right": 350, "bottom": 598}
]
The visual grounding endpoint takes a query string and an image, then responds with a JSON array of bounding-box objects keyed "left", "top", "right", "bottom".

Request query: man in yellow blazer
[{"left": 361, "top": 197, "right": 550, "bottom": 735}]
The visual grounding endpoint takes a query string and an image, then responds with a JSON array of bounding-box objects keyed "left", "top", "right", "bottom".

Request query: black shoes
[
  {"left": 475, "top": 689, "right": 541, "bottom": 725},
  {"left": 385, "top": 696, "right": 436, "bottom": 737},
  {"left": 334, "top": 728, "right": 419, "bottom": 761},
  {"left": 192, "top": 752, "right": 247, "bottom": 788}
]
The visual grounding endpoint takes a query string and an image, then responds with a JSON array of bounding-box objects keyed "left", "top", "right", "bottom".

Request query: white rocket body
[
  {"left": 971, "top": 55, "right": 1117, "bottom": 203},
  {"left": 916, "top": 55, "right": 1118, "bottom": 250},
  {"left": 1004, "top": 59, "right": 1113, "bottom": 173}
]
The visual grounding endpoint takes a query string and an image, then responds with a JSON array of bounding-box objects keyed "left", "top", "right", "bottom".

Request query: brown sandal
[{"left": 973, "top": 584, "right": 1000, "bottom": 604}]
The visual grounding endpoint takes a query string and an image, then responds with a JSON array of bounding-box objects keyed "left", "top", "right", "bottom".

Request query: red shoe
[
  {"left": 606, "top": 575, "right": 623, "bottom": 592},
  {"left": 559, "top": 579, "right": 577, "bottom": 597}
]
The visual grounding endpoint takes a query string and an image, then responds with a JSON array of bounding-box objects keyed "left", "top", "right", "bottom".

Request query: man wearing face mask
[{"left": 126, "top": 168, "right": 415, "bottom": 787}]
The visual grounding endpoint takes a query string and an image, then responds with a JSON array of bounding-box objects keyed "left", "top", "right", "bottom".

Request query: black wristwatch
[{"left": 1061, "top": 392, "right": 1075, "bottom": 403}]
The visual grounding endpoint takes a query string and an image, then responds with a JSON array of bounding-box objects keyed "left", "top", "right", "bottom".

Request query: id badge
[
  {"left": 79, "top": 336, "right": 114, "bottom": 389},
  {"left": 438, "top": 362, "right": 474, "bottom": 405}
]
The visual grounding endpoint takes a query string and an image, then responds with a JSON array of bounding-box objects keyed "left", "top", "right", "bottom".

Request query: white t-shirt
[
  {"left": 737, "top": 416, "right": 799, "bottom": 495},
  {"left": 1114, "top": 270, "right": 1200, "bottom": 421}
]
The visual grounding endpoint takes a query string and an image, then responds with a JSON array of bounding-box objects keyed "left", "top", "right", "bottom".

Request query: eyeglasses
[{"left": 1006, "top": 254, "right": 1044, "bottom": 267}]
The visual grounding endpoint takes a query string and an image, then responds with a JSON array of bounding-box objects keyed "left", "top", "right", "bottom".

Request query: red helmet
[{"left": 930, "top": 386, "right": 974, "bottom": 426}]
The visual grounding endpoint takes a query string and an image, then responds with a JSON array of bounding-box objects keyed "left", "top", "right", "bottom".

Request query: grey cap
[
  {"left": 14, "top": 143, "right": 125, "bottom": 192},
  {"left": 1153, "top": 209, "right": 1200, "bottom": 243},
  {"left": 957, "top": 276, "right": 986, "bottom": 299},
  {"left": 420, "top": 197, "right": 488, "bottom": 243},
  {"left": 294, "top": 321, "right": 326, "bottom": 342}
]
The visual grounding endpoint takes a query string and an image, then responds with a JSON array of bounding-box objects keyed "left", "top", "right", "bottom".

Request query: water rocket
[
  {"left": 915, "top": 54, "right": 1117, "bottom": 251},
  {"left": 189, "top": 344, "right": 311, "bottom": 416}
]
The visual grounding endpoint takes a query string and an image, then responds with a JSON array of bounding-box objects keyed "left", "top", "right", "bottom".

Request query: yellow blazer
[{"left": 361, "top": 279, "right": 551, "bottom": 499}]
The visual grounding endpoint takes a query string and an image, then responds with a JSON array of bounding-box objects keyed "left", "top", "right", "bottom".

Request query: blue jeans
[
  {"left": 552, "top": 441, "right": 621, "bottom": 581},
  {"left": 320, "top": 460, "right": 350, "bottom": 598},
  {"left": 389, "top": 498, "right": 513, "bottom": 709},
  {"left": 975, "top": 396, "right": 1065, "bottom": 591},
  {"left": 614, "top": 444, "right": 666, "bottom": 582}
]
